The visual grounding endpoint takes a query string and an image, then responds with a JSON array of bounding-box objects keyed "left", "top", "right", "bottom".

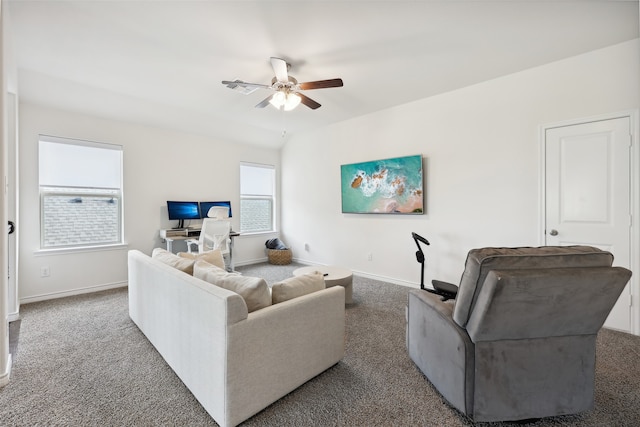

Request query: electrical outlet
[
  {"left": 41, "top": 266, "right": 50, "bottom": 277},
  {"left": 367, "top": 253, "right": 373, "bottom": 261}
]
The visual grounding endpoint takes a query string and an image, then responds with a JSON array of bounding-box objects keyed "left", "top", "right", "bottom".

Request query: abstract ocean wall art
[{"left": 341, "top": 154, "right": 424, "bottom": 214}]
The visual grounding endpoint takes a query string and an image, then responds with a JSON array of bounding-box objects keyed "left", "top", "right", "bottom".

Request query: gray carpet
[{"left": 1, "top": 261, "right": 639, "bottom": 426}]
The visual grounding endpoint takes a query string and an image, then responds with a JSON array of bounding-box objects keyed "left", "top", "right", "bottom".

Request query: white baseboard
[
  {"left": 291, "top": 257, "right": 419, "bottom": 288},
  {"left": 234, "top": 257, "right": 268, "bottom": 267},
  {"left": 237, "top": 257, "right": 419, "bottom": 289},
  {"left": 290, "top": 257, "right": 317, "bottom": 266},
  {"left": 0, "top": 354, "right": 12, "bottom": 387},
  {"left": 19, "top": 281, "right": 128, "bottom": 305},
  {"left": 351, "top": 269, "right": 418, "bottom": 288}
]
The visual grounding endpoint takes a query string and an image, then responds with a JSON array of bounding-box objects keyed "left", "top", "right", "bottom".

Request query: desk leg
[
  {"left": 228, "top": 236, "right": 235, "bottom": 271},
  {"left": 166, "top": 239, "right": 173, "bottom": 253}
]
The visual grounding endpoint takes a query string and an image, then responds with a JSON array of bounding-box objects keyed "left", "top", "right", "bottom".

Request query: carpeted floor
[{"left": 1, "top": 261, "right": 639, "bottom": 426}]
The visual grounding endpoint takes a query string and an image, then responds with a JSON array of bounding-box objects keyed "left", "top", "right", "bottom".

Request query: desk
[{"left": 161, "top": 228, "right": 240, "bottom": 271}]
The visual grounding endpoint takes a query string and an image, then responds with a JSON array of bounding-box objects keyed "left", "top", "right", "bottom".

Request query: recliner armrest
[
  {"left": 406, "top": 290, "right": 474, "bottom": 415},
  {"left": 425, "top": 280, "right": 458, "bottom": 301},
  {"left": 431, "top": 280, "right": 458, "bottom": 295}
]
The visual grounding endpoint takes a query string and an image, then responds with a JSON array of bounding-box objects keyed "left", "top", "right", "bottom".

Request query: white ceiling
[{"left": 7, "top": 0, "right": 639, "bottom": 149}]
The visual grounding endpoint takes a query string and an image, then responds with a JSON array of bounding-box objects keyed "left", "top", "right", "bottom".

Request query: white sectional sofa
[{"left": 128, "top": 249, "right": 345, "bottom": 427}]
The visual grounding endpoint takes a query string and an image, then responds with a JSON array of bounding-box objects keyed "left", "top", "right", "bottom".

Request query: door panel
[
  {"left": 561, "top": 135, "right": 608, "bottom": 222},
  {"left": 545, "top": 117, "right": 631, "bottom": 332}
]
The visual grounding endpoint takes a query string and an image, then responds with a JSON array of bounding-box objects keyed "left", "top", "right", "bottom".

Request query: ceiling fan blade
[
  {"left": 270, "top": 57, "right": 289, "bottom": 83},
  {"left": 298, "top": 78, "right": 344, "bottom": 90},
  {"left": 255, "top": 95, "right": 273, "bottom": 108},
  {"left": 222, "top": 80, "right": 271, "bottom": 90},
  {"left": 298, "top": 93, "right": 321, "bottom": 110}
]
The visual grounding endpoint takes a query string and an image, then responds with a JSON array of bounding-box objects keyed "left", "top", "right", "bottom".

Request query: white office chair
[
  {"left": 186, "top": 217, "right": 232, "bottom": 269},
  {"left": 206, "top": 206, "right": 229, "bottom": 220}
]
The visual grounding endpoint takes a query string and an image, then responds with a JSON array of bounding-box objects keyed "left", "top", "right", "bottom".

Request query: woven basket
[{"left": 267, "top": 248, "right": 292, "bottom": 265}]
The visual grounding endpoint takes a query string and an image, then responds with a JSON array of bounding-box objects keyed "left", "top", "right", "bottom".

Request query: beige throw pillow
[
  {"left": 152, "top": 247, "right": 195, "bottom": 274},
  {"left": 178, "top": 249, "right": 225, "bottom": 270},
  {"left": 193, "top": 260, "right": 271, "bottom": 313},
  {"left": 271, "top": 272, "right": 326, "bottom": 304}
]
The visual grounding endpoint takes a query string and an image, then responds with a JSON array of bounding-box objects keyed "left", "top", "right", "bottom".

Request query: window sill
[{"left": 34, "top": 243, "right": 129, "bottom": 256}]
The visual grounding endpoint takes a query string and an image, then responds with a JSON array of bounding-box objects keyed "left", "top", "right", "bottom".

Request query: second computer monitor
[{"left": 200, "top": 201, "right": 232, "bottom": 219}]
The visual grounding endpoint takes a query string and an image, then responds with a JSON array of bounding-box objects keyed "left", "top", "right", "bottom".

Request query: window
[
  {"left": 240, "top": 162, "right": 275, "bottom": 233},
  {"left": 39, "top": 135, "right": 123, "bottom": 249}
]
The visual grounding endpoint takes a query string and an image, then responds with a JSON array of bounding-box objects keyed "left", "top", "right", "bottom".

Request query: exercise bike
[{"left": 411, "top": 232, "right": 458, "bottom": 301}]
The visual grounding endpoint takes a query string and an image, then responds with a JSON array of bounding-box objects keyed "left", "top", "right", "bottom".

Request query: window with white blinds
[
  {"left": 240, "top": 162, "right": 275, "bottom": 234},
  {"left": 39, "top": 135, "right": 123, "bottom": 248}
]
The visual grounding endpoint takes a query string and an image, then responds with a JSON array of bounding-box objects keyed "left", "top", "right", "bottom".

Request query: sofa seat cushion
[
  {"left": 193, "top": 260, "right": 271, "bottom": 312},
  {"left": 178, "top": 249, "right": 225, "bottom": 270},
  {"left": 152, "top": 247, "right": 196, "bottom": 274},
  {"left": 271, "top": 272, "right": 326, "bottom": 304}
]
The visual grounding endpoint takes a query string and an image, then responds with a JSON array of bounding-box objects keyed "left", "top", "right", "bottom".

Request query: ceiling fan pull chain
[{"left": 281, "top": 109, "right": 287, "bottom": 138}]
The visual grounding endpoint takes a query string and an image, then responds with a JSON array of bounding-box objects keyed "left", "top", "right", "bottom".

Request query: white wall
[
  {"left": 15, "top": 39, "right": 640, "bottom": 302},
  {"left": 18, "top": 103, "right": 280, "bottom": 302},
  {"left": 281, "top": 39, "right": 639, "bottom": 288}
]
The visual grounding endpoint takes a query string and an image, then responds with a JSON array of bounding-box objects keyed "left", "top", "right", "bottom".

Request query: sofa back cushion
[
  {"left": 152, "top": 247, "right": 196, "bottom": 274},
  {"left": 194, "top": 260, "right": 271, "bottom": 312},
  {"left": 178, "top": 249, "right": 226, "bottom": 270},
  {"left": 453, "top": 246, "right": 614, "bottom": 327},
  {"left": 271, "top": 272, "right": 326, "bottom": 304}
]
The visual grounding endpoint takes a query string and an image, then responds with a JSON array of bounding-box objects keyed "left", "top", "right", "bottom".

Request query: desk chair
[
  {"left": 186, "top": 205, "right": 230, "bottom": 252},
  {"left": 207, "top": 206, "right": 230, "bottom": 220},
  {"left": 186, "top": 218, "right": 232, "bottom": 269}
]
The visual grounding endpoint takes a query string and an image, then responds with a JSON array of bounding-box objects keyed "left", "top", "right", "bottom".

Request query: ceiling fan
[{"left": 222, "top": 57, "right": 343, "bottom": 111}]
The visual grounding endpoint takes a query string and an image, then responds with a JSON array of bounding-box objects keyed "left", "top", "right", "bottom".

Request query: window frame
[
  {"left": 38, "top": 135, "right": 124, "bottom": 250},
  {"left": 239, "top": 162, "right": 276, "bottom": 235}
]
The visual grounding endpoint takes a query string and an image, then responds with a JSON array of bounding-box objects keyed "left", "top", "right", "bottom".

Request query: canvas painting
[{"left": 341, "top": 154, "right": 423, "bottom": 214}]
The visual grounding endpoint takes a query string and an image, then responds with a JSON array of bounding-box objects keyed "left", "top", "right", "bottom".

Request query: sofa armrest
[
  {"left": 224, "top": 285, "right": 345, "bottom": 426},
  {"left": 407, "top": 289, "right": 474, "bottom": 415},
  {"left": 128, "top": 249, "right": 250, "bottom": 427}
]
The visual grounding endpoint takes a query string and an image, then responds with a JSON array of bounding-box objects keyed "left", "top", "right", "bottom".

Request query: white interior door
[{"left": 545, "top": 116, "right": 632, "bottom": 333}]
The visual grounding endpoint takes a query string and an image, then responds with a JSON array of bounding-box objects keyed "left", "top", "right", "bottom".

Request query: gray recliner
[{"left": 406, "top": 246, "right": 632, "bottom": 422}]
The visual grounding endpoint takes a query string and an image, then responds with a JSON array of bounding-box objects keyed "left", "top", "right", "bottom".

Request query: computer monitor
[
  {"left": 200, "top": 201, "right": 232, "bottom": 219},
  {"left": 166, "top": 201, "right": 200, "bottom": 229}
]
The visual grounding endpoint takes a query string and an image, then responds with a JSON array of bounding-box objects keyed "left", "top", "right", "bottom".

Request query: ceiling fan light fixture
[
  {"left": 269, "top": 91, "right": 301, "bottom": 111},
  {"left": 284, "top": 93, "right": 301, "bottom": 111},
  {"left": 269, "top": 91, "right": 286, "bottom": 109}
]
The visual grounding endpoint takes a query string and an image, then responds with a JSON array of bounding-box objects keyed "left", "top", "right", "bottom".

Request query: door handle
[{"left": 549, "top": 229, "right": 558, "bottom": 236}]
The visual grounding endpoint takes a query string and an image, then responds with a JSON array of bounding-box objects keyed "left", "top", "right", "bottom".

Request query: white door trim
[
  {"left": 539, "top": 110, "right": 640, "bottom": 335},
  {"left": 7, "top": 91, "right": 19, "bottom": 321}
]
